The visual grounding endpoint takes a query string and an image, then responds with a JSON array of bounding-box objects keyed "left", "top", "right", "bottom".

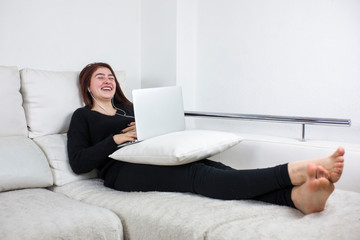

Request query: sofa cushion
[
  {"left": 205, "top": 190, "right": 360, "bottom": 240},
  {"left": 20, "top": 68, "right": 83, "bottom": 138},
  {"left": 20, "top": 68, "right": 127, "bottom": 138},
  {"left": 0, "top": 136, "right": 53, "bottom": 192},
  {"left": 53, "top": 179, "right": 360, "bottom": 240},
  {"left": 33, "top": 134, "right": 97, "bottom": 186},
  {"left": 0, "top": 66, "right": 28, "bottom": 137},
  {"left": 110, "top": 130, "right": 243, "bottom": 165},
  {"left": 0, "top": 188, "right": 123, "bottom": 240}
]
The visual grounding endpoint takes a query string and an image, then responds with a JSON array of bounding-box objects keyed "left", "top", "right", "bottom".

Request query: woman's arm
[{"left": 67, "top": 109, "right": 118, "bottom": 174}]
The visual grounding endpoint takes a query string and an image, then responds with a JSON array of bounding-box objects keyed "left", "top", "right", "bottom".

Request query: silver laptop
[{"left": 118, "top": 86, "right": 185, "bottom": 147}]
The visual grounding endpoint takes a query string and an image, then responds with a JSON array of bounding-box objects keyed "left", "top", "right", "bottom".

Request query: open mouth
[{"left": 101, "top": 86, "right": 113, "bottom": 91}]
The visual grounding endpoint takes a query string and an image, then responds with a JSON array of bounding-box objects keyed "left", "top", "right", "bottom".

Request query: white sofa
[{"left": 1, "top": 65, "right": 359, "bottom": 240}]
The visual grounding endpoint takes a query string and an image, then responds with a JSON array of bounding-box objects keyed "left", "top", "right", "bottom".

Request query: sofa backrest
[
  {"left": 0, "top": 66, "right": 28, "bottom": 137},
  {"left": 1, "top": 66, "right": 127, "bottom": 190},
  {"left": 0, "top": 66, "right": 53, "bottom": 192},
  {"left": 20, "top": 69, "right": 83, "bottom": 138},
  {"left": 20, "top": 68, "right": 127, "bottom": 138},
  {"left": 18, "top": 67, "right": 126, "bottom": 186}
]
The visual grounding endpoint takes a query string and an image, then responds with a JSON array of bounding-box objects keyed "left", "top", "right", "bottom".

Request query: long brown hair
[{"left": 79, "top": 62, "right": 132, "bottom": 109}]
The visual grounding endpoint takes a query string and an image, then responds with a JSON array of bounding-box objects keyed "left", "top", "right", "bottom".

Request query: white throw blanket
[
  {"left": 54, "top": 179, "right": 360, "bottom": 240},
  {"left": 0, "top": 188, "right": 123, "bottom": 240}
]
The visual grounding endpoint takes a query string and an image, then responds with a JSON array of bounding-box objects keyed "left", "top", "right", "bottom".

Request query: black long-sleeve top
[{"left": 67, "top": 106, "right": 134, "bottom": 179}]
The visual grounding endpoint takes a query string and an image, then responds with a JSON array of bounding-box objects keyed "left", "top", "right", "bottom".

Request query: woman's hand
[
  {"left": 113, "top": 122, "right": 137, "bottom": 145},
  {"left": 121, "top": 122, "right": 136, "bottom": 134}
]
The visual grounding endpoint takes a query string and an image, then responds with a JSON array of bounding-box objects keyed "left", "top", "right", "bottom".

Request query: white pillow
[
  {"left": 109, "top": 130, "right": 243, "bottom": 166},
  {"left": 20, "top": 69, "right": 125, "bottom": 138},
  {"left": 33, "top": 134, "right": 97, "bottom": 186},
  {"left": 20, "top": 68, "right": 127, "bottom": 138},
  {"left": 0, "top": 136, "right": 53, "bottom": 192},
  {"left": 20, "top": 68, "right": 83, "bottom": 138},
  {"left": 0, "top": 66, "right": 28, "bottom": 137}
]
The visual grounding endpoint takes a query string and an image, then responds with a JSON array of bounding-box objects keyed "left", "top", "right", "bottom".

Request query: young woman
[{"left": 67, "top": 62, "right": 345, "bottom": 215}]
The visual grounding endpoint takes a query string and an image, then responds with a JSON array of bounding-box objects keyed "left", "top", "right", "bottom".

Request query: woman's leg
[
  {"left": 113, "top": 162, "right": 195, "bottom": 193},
  {"left": 253, "top": 163, "right": 336, "bottom": 212},
  {"left": 191, "top": 162, "right": 292, "bottom": 201},
  {"left": 113, "top": 161, "right": 293, "bottom": 203},
  {"left": 199, "top": 147, "right": 345, "bottom": 187},
  {"left": 253, "top": 186, "right": 295, "bottom": 208},
  {"left": 111, "top": 147, "right": 344, "bottom": 213},
  {"left": 198, "top": 159, "right": 235, "bottom": 170},
  {"left": 111, "top": 159, "right": 235, "bottom": 193}
]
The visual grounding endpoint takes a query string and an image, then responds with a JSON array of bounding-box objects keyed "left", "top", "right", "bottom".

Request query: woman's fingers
[
  {"left": 113, "top": 131, "right": 137, "bottom": 145},
  {"left": 122, "top": 122, "right": 136, "bottom": 133},
  {"left": 124, "top": 131, "right": 137, "bottom": 138},
  {"left": 122, "top": 127, "right": 136, "bottom": 134}
]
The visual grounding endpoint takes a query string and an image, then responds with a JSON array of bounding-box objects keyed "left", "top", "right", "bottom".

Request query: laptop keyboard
[{"left": 117, "top": 140, "right": 140, "bottom": 148}]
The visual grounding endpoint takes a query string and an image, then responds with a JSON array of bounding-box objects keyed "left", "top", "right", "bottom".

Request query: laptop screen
[{"left": 132, "top": 86, "right": 185, "bottom": 141}]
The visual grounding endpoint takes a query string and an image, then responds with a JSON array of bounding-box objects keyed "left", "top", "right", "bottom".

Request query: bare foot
[
  {"left": 288, "top": 147, "right": 345, "bottom": 185},
  {"left": 318, "top": 147, "right": 345, "bottom": 183},
  {"left": 292, "top": 163, "right": 335, "bottom": 214},
  {"left": 315, "top": 166, "right": 330, "bottom": 179}
]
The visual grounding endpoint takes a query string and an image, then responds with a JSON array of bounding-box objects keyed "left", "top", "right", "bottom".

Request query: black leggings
[{"left": 104, "top": 159, "right": 295, "bottom": 208}]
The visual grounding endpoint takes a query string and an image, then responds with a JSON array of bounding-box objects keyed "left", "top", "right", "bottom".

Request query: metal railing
[{"left": 184, "top": 111, "right": 351, "bottom": 141}]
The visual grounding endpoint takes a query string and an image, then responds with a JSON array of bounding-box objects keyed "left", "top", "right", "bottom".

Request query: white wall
[
  {"left": 0, "top": 0, "right": 141, "bottom": 91},
  {"left": 140, "top": 0, "right": 360, "bottom": 144},
  {"left": 141, "top": 0, "right": 177, "bottom": 88},
  {"left": 191, "top": 0, "right": 360, "bottom": 144},
  {"left": 1, "top": 0, "right": 359, "bottom": 144},
  {"left": 176, "top": 0, "right": 198, "bottom": 111},
  {"left": 140, "top": 0, "right": 198, "bottom": 111}
]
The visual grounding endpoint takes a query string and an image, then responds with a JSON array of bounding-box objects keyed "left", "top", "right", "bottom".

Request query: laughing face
[{"left": 89, "top": 67, "right": 116, "bottom": 102}]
